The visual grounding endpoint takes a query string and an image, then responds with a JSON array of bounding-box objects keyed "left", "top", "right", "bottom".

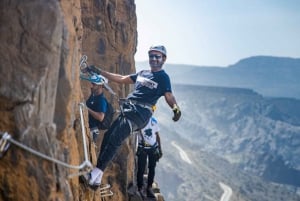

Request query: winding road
[
  {"left": 219, "top": 182, "right": 232, "bottom": 201},
  {"left": 171, "top": 141, "right": 192, "bottom": 164},
  {"left": 171, "top": 141, "right": 233, "bottom": 201}
]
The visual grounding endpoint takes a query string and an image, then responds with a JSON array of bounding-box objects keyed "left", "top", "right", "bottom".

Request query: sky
[{"left": 134, "top": 0, "right": 300, "bottom": 66}]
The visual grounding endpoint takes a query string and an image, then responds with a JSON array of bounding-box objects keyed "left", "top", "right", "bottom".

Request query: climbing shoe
[{"left": 147, "top": 187, "right": 156, "bottom": 198}]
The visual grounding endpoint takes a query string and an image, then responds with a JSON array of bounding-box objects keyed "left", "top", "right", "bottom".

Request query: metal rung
[
  {"left": 100, "top": 189, "right": 113, "bottom": 197},
  {"left": 98, "top": 184, "right": 113, "bottom": 197}
]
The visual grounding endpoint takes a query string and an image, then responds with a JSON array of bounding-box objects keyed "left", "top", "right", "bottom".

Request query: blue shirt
[
  {"left": 86, "top": 93, "right": 107, "bottom": 128},
  {"left": 127, "top": 70, "right": 172, "bottom": 105}
]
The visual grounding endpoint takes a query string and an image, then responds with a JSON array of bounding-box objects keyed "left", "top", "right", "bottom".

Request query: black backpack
[{"left": 98, "top": 100, "right": 114, "bottom": 130}]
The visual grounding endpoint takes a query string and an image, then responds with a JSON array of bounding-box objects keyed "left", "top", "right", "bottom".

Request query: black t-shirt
[{"left": 127, "top": 70, "right": 172, "bottom": 105}]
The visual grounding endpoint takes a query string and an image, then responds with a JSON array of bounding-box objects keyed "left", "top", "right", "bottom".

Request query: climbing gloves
[
  {"left": 82, "top": 65, "right": 102, "bottom": 75},
  {"left": 172, "top": 104, "right": 181, "bottom": 122},
  {"left": 158, "top": 147, "right": 163, "bottom": 159}
]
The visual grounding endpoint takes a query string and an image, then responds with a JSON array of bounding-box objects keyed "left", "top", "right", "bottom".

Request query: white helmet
[
  {"left": 148, "top": 45, "right": 167, "bottom": 57},
  {"left": 90, "top": 74, "right": 107, "bottom": 85}
]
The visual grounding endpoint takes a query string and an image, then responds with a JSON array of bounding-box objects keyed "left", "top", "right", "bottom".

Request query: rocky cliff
[
  {"left": 154, "top": 84, "right": 300, "bottom": 201},
  {"left": 0, "top": 0, "right": 144, "bottom": 201}
]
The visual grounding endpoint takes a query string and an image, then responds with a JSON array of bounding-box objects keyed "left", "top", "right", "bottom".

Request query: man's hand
[
  {"left": 158, "top": 148, "right": 163, "bottom": 159},
  {"left": 154, "top": 147, "right": 163, "bottom": 162},
  {"left": 172, "top": 104, "right": 181, "bottom": 121},
  {"left": 82, "top": 65, "right": 102, "bottom": 75}
]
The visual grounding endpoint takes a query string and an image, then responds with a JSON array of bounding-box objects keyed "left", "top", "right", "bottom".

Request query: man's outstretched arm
[
  {"left": 164, "top": 92, "right": 181, "bottom": 121},
  {"left": 86, "top": 65, "right": 134, "bottom": 84}
]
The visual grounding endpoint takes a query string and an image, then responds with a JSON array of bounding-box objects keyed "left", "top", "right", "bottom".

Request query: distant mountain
[
  {"left": 136, "top": 56, "right": 300, "bottom": 99},
  {"left": 154, "top": 84, "right": 300, "bottom": 201}
]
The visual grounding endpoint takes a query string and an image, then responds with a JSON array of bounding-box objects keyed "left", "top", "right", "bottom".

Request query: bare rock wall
[{"left": 0, "top": 0, "right": 137, "bottom": 201}]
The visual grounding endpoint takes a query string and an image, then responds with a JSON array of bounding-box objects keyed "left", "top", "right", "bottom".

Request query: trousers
[
  {"left": 96, "top": 102, "right": 152, "bottom": 171},
  {"left": 136, "top": 147, "right": 157, "bottom": 188}
]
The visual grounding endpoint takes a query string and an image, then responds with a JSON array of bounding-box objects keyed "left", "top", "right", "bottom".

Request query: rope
[{"left": 0, "top": 103, "right": 93, "bottom": 177}]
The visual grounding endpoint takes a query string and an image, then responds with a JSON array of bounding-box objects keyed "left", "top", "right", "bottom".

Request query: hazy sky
[{"left": 134, "top": 0, "right": 300, "bottom": 66}]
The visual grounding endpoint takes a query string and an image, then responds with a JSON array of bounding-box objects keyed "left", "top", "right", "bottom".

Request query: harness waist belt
[
  {"left": 138, "top": 142, "right": 158, "bottom": 148},
  {"left": 128, "top": 99, "right": 154, "bottom": 111}
]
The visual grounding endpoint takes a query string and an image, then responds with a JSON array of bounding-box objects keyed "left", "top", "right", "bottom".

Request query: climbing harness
[{"left": 0, "top": 103, "right": 93, "bottom": 178}]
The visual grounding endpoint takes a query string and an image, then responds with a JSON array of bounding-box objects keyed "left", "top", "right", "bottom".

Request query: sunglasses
[{"left": 149, "top": 54, "right": 162, "bottom": 59}]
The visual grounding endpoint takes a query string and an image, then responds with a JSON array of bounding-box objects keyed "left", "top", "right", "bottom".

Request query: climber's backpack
[{"left": 98, "top": 100, "right": 114, "bottom": 130}]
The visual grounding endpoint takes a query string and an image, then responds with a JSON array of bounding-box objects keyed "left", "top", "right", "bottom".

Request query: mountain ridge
[
  {"left": 136, "top": 55, "right": 300, "bottom": 68},
  {"left": 136, "top": 55, "right": 300, "bottom": 99}
]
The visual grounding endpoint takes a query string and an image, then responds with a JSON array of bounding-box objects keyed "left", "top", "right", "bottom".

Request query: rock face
[{"left": 0, "top": 0, "right": 138, "bottom": 201}]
